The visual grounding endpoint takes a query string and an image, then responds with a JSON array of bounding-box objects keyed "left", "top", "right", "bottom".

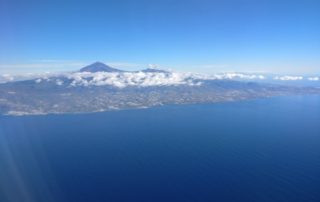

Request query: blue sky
[{"left": 0, "top": 0, "right": 319, "bottom": 74}]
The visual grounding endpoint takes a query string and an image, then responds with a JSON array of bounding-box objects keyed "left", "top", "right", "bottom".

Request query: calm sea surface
[{"left": 1, "top": 96, "right": 320, "bottom": 202}]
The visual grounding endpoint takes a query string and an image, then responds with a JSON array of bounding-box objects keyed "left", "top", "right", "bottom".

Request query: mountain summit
[{"left": 80, "top": 62, "right": 122, "bottom": 73}]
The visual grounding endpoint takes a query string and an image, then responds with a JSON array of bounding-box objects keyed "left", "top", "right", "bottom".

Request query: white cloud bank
[
  {"left": 308, "top": 77, "right": 319, "bottom": 81},
  {"left": 65, "top": 71, "right": 201, "bottom": 88},
  {"left": 274, "top": 75, "right": 304, "bottom": 81},
  {"left": 24, "top": 71, "right": 265, "bottom": 88},
  {"left": 63, "top": 71, "right": 268, "bottom": 88},
  {"left": 0, "top": 72, "right": 62, "bottom": 83},
  {"left": 1, "top": 70, "right": 318, "bottom": 88}
]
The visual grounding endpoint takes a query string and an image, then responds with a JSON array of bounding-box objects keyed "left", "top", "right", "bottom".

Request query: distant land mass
[{"left": 0, "top": 62, "right": 319, "bottom": 116}]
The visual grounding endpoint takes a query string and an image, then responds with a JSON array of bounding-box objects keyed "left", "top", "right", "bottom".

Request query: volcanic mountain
[{"left": 80, "top": 62, "right": 123, "bottom": 73}]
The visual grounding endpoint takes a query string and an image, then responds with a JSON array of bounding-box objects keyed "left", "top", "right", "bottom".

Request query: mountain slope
[{"left": 80, "top": 62, "right": 123, "bottom": 73}]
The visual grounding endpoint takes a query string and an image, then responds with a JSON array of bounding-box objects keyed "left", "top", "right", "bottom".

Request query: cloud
[
  {"left": 35, "top": 79, "right": 42, "bottom": 83},
  {"left": 0, "top": 69, "right": 271, "bottom": 87},
  {"left": 274, "top": 75, "right": 304, "bottom": 81},
  {"left": 184, "top": 72, "right": 265, "bottom": 80},
  {"left": 0, "top": 72, "right": 64, "bottom": 83},
  {"left": 55, "top": 79, "right": 64, "bottom": 85},
  {"left": 148, "top": 64, "right": 160, "bottom": 69},
  {"left": 213, "top": 73, "right": 265, "bottom": 80},
  {"left": 2, "top": 67, "right": 319, "bottom": 88},
  {"left": 42, "top": 71, "right": 266, "bottom": 88},
  {"left": 66, "top": 71, "right": 201, "bottom": 88},
  {"left": 308, "top": 77, "right": 319, "bottom": 81},
  {"left": 0, "top": 74, "right": 14, "bottom": 83}
]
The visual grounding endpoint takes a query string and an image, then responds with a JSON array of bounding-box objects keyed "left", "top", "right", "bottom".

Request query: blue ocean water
[{"left": 1, "top": 96, "right": 320, "bottom": 202}]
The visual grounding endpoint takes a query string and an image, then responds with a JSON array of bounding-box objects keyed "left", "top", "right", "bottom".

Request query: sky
[{"left": 0, "top": 0, "right": 319, "bottom": 74}]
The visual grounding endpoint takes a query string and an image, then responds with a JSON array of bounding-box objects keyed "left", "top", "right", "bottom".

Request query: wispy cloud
[
  {"left": 148, "top": 64, "right": 160, "bottom": 69},
  {"left": 308, "top": 77, "right": 319, "bottom": 81},
  {"left": 273, "top": 75, "right": 304, "bottom": 81}
]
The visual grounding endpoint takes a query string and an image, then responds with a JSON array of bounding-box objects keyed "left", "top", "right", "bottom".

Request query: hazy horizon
[
  {"left": 1, "top": 0, "right": 320, "bottom": 75},
  {"left": 0, "top": 60, "right": 320, "bottom": 76}
]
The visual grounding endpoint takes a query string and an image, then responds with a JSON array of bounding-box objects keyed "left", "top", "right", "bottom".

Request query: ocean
[{"left": 1, "top": 96, "right": 320, "bottom": 202}]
